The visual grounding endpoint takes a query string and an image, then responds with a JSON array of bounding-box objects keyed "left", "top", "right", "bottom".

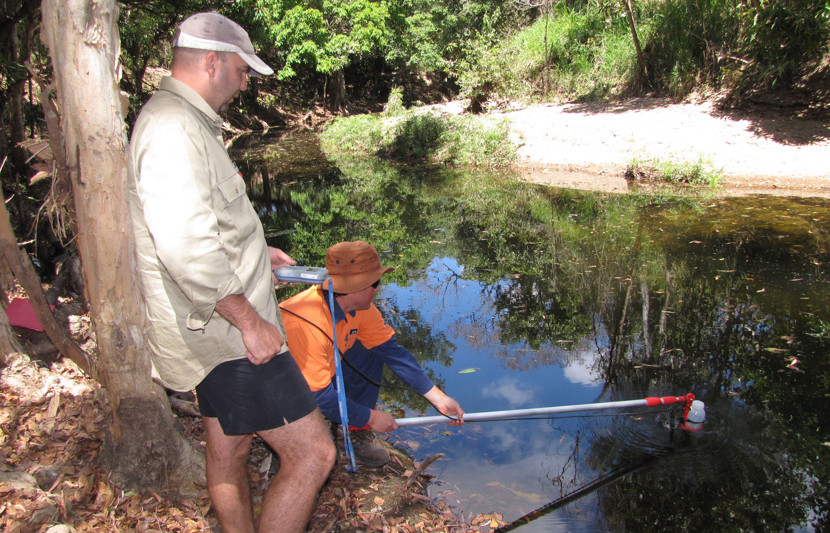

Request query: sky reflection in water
[{"left": 383, "top": 257, "right": 613, "bottom": 531}]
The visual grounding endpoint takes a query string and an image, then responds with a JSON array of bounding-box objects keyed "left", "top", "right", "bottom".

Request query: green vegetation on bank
[
  {"left": 456, "top": 0, "right": 830, "bottom": 105},
  {"left": 625, "top": 154, "right": 723, "bottom": 186},
  {"left": 320, "top": 88, "right": 516, "bottom": 167}
]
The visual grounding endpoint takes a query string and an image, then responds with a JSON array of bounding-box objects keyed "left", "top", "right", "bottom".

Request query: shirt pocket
[
  {"left": 214, "top": 169, "right": 259, "bottom": 262},
  {"left": 217, "top": 171, "right": 247, "bottom": 204}
]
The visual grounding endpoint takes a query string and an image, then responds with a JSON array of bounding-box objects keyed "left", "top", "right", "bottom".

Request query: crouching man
[{"left": 280, "top": 241, "right": 465, "bottom": 466}]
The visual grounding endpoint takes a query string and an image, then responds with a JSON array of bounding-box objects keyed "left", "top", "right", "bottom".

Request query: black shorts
[{"left": 195, "top": 352, "right": 318, "bottom": 435}]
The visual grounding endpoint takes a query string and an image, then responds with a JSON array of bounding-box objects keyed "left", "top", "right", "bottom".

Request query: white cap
[{"left": 173, "top": 12, "right": 273, "bottom": 76}]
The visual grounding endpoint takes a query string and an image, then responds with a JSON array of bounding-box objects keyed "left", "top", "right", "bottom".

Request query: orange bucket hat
[{"left": 322, "top": 241, "right": 394, "bottom": 294}]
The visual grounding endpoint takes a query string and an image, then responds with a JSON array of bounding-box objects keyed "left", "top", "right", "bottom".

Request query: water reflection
[{"left": 232, "top": 131, "right": 829, "bottom": 531}]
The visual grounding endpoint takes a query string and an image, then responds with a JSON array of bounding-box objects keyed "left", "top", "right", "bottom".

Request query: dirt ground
[{"left": 443, "top": 97, "right": 830, "bottom": 197}]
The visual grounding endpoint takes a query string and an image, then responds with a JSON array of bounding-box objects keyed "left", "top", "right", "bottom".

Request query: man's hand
[
  {"left": 240, "top": 317, "right": 285, "bottom": 365},
  {"left": 367, "top": 409, "right": 399, "bottom": 433},
  {"left": 270, "top": 247, "right": 297, "bottom": 286},
  {"left": 424, "top": 386, "right": 465, "bottom": 426},
  {"left": 269, "top": 247, "right": 296, "bottom": 270},
  {"left": 215, "top": 293, "right": 284, "bottom": 365}
]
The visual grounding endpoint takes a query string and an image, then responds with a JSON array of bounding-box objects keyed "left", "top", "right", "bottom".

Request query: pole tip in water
[{"left": 682, "top": 400, "right": 705, "bottom": 431}]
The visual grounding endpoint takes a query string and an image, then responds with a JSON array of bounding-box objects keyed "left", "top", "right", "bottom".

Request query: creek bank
[{"left": 430, "top": 97, "right": 830, "bottom": 198}]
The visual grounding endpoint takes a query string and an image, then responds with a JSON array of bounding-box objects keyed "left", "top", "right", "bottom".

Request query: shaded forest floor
[{"left": 1, "top": 347, "right": 498, "bottom": 532}]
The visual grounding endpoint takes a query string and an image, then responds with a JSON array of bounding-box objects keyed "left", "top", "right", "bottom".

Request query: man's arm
[
  {"left": 372, "top": 338, "right": 464, "bottom": 425},
  {"left": 215, "top": 293, "right": 284, "bottom": 365},
  {"left": 423, "top": 386, "right": 465, "bottom": 425},
  {"left": 312, "top": 382, "right": 388, "bottom": 430}
]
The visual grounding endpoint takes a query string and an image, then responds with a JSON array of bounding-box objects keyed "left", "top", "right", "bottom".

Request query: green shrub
[
  {"left": 320, "top": 114, "right": 386, "bottom": 156},
  {"left": 625, "top": 154, "right": 722, "bottom": 187},
  {"left": 385, "top": 113, "right": 448, "bottom": 160},
  {"left": 455, "top": 5, "right": 637, "bottom": 105},
  {"left": 384, "top": 86, "right": 406, "bottom": 117},
  {"left": 438, "top": 117, "right": 516, "bottom": 167},
  {"left": 322, "top": 110, "right": 517, "bottom": 168}
]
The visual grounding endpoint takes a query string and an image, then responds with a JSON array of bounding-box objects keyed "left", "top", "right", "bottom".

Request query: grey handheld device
[{"left": 273, "top": 265, "right": 329, "bottom": 284}]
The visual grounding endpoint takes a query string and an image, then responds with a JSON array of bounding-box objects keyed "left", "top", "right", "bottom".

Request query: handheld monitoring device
[{"left": 273, "top": 265, "right": 329, "bottom": 284}]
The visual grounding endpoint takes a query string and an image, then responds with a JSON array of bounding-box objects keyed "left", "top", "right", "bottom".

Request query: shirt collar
[
  {"left": 320, "top": 287, "right": 350, "bottom": 323},
  {"left": 159, "top": 76, "right": 223, "bottom": 127}
]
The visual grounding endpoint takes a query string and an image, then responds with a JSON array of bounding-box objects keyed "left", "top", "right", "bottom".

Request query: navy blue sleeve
[
  {"left": 312, "top": 380, "right": 372, "bottom": 428},
  {"left": 372, "top": 337, "right": 434, "bottom": 395}
]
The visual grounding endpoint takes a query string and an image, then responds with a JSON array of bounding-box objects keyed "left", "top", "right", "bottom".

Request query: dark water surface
[{"left": 233, "top": 130, "right": 829, "bottom": 531}]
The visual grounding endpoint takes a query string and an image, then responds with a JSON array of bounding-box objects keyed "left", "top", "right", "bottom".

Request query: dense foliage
[{"left": 457, "top": 0, "right": 830, "bottom": 103}]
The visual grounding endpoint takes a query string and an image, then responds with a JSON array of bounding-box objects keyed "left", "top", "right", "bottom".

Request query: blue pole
[{"left": 328, "top": 281, "right": 357, "bottom": 471}]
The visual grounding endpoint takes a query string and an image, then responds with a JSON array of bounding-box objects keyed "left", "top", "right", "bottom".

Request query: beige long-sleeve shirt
[{"left": 127, "top": 76, "right": 287, "bottom": 391}]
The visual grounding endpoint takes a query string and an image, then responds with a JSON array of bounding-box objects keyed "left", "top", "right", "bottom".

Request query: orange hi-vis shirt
[{"left": 280, "top": 286, "right": 395, "bottom": 392}]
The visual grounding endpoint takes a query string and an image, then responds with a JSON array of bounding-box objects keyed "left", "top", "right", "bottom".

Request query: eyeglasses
[{"left": 371, "top": 279, "right": 381, "bottom": 289}]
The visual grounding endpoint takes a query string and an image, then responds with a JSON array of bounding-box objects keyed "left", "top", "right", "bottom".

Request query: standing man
[
  {"left": 280, "top": 241, "right": 465, "bottom": 467},
  {"left": 127, "top": 13, "right": 335, "bottom": 533}
]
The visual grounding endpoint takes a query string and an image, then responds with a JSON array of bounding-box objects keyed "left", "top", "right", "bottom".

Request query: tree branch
[{"left": 0, "top": 180, "right": 92, "bottom": 376}]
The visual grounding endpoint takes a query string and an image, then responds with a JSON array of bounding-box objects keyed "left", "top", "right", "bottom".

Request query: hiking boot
[{"left": 350, "top": 430, "right": 390, "bottom": 467}]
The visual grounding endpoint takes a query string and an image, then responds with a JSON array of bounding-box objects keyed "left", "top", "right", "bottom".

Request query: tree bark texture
[
  {"left": 40, "top": 0, "right": 204, "bottom": 494},
  {"left": 330, "top": 69, "right": 348, "bottom": 111},
  {"left": 0, "top": 281, "right": 26, "bottom": 365}
]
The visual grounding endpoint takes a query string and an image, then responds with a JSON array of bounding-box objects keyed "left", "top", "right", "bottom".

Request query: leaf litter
[{"left": 1, "top": 347, "right": 504, "bottom": 532}]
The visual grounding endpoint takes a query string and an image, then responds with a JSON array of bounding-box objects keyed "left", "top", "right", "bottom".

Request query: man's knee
[
  {"left": 261, "top": 410, "right": 336, "bottom": 474},
  {"left": 300, "top": 417, "right": 337, "bottom": 473},
  {"left": 204, "top": 418, "right": 252, "bottom": 466},
  {"left": 316, "top": 433, "right": 337, "bottom": 473}
]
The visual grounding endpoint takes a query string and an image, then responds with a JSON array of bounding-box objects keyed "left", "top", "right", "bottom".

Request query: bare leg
[
  {"left": 203, "top": 416, "right": 256, "bottom": 533},
  {"left": 256, "top": 408, "right": 336, "bottom": 533}
]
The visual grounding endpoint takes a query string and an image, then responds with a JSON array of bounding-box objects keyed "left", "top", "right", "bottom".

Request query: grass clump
[
  {"left": 320, "top": 114, "right": 386, "bottom": 157},
  {"left": 435, "top": 116, "right": 516, "bottom": 168},
  {"left": 321, "top": 102, "right": 517, "bottom": 168},
  {"left": 385, "top": 113, "right": 448, "bottom": 160},
  {"left": 625, "top": 155, "right": 722, "bottom": 186}
]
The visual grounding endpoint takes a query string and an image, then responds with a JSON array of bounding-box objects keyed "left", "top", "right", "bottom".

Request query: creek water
[{"left": 233, "top": 130, "right": 829, "bottom": 531}]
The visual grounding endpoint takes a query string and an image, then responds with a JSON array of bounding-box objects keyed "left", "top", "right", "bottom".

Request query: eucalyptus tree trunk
[{"left": 39, "top": 0, "right": 204, "bottom": 494}]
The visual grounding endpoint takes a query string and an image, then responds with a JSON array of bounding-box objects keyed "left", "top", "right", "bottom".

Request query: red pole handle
[{"left": 644, "top": 393, "right": 694, "bottom": 407}]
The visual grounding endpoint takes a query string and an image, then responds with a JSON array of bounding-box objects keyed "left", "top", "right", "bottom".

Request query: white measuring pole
[{"left": 396, "top": 394, "right": 694, "bottom": 427}]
